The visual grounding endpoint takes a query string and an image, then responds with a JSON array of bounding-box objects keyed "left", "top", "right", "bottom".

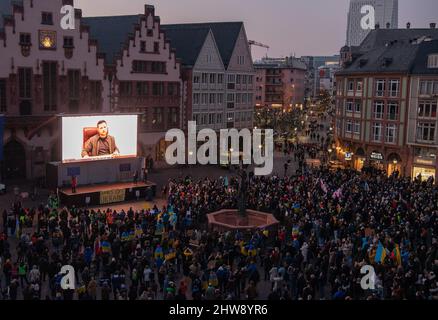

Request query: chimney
[
  {"left": 375, "top": 23, "right": 380, "bottom": 29},
  {"left": 406, "top": 22, "right": 411, "bottom": 29},
  {"left": 386, "top": 22, "right": 390, "bottom": 29},
  {"left": 431, "top": 23, "right": 436, "bottom": 29}
]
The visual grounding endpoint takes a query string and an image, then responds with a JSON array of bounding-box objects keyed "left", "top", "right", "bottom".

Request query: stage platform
[{"left": 59, "top": 181, "right": 157, "bottom": 207}]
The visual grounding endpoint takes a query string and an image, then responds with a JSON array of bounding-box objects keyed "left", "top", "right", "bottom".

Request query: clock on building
[{"left": 39, "top": 30, "right": 57, "bottom": 49}]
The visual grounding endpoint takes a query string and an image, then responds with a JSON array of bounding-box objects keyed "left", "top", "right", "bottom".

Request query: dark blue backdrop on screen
[{"left": 0, "top": 115, "right": 4, "bottom": 161}]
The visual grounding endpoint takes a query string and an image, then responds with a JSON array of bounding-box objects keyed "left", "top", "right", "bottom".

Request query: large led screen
[{"left": 62, "top": 115, "right": 138, "bottom": 162}]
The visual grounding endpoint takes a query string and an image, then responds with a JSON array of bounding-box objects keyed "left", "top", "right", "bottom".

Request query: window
[
  {"left": 154, "top": 42, "right": 159, "bottom": 53},
  {"left": 227, "top": 93, "right": 235, "bottom": 102},
  {"left": 147, "top": 29, "right": 153, "bottom": 37},
  {"left": 152, "top": 82, "right": 164, "bottom": 96},
  {"left": 417, "top": 122, "right": 436, "bottom": 142},
  {"left": 152, "top": 62, "right": 166, "bottom": 73},
  {"left": 217, "top": 74, "right": 224, "bottom": 84},
  {"left": 248, "top": 76, "right": 253, "bottom": 85},
  {"left": 67, "top": 70, "right": 80, "bottom": 112},
  {"left": 171, "top": 108, "right": 178, "bottom": 124},
  {"left": 389, "top": 79, "right": 400, "bottom": 97},
  {"left": 418, "top": 101, "right": 437, "bottom": 118},
  {"left": 201, "top": 93, "right": 208, "bottom": 105},
  {"left": 228, "top": 74, "right": 235, "bottom": 84},
  {"left": 356, "top": 80, "right": 363, "bottom": 92},
  {"left": 208, "top": 113, "right": 215, "bottom": 125},
  {"left": 419, "top": 80, "right": 437, "bottom": 95},
  {"left": 242, "top": 75, "right": 248, "bottom": 85},
  {"left": 354, "top": 122, "right": 361, "bottom": 134},
  {"left": 119, "top": 82, "right": 132, "bottom": 97},
  {"left": 193, "top": 93, "right": 200, "bottom": 105},
  {"left": 346, "top": 100, "right": 353, "bottom": 112},
  {"left": 206, "top": 55, "right": 212, "bottom": 63},
  {"left": 201, "top": 73, "right": 208, "bottom": 84},
  {"left": 242, "top": 93, "right": 248, "bottom": 103},
  {"left": 132, "top": 60, "right": 166, "bottom": 74},
  {"left": 63, "top": 37, "right": 74, "bottom": 48},
  {"left": 217, "top": 93, "right": 223, "bottom": 104},
  {"left": 236, "top": 75, "right": 241, "bottom": 85},
  {"left": 43, "top": 62, "right": 57, "bottom": 111},
  {"left": 345, "top": 120, "right": 353, "bottom": 133},
  {"left": 168, "top": 83, "right": 178, "bottom": 96},
  {"left": 201, "top": 114, "right": 208, "bottom": 125},
  {"left": 153, "top": 107, "right": 163, "bottom": 124},
  {"left": 209, "top": 93, "right": 216, "bottom": 104},
  {"left": 18, "top": 68, "right": 32, "bottom": 99},
  {"left": 41, "top": 12, "right": 53, "bottom": 25},
  {"left": 67, "top": 70, "right": 80, "bottom": 100},
  {"left": 376, "top": 79, "right": 385, "bottom": 97},
  {"left": 248, "top": 93, "right": 253, "bottom": 103},
  {"left": 193, "top": 74, "right": 200, "bottom": 84},
  {"left": 236, "top": 93, "right": 242, "bottom": 104},
  {"left": 136, "top": 82, "right": 149, "bottom": 96},
  {"left": 354, "top": 101, "right": 361, "bottom": 113},
  {"left": 210, "top": 74, "right": 216, "bottom": 84},
  {"left": 373, "top": 101, "right": 384, "bottom": 119},
  {"left": 0, "top": 80, "right": 6, "bottom": 112},
  {"left": 372, "top": 122, "right": 382, "bottom": 142},
  {"left": 89, "top": 81, "right": 101, "bottom": 111},
  {"left": 19, "top": 33, "right": 31, "bottom": 45},
  {"left": 385, "top": 124, "right": 397, "bottom": 144},
  {"left": 387, "top": 101, "right": 399, "bottom": 120},
  {"left": 235, "top": 112, "right": 240, "bottom": 122},
  {"left": 347, "top": 80, "right": 354, "bottom": 91},
  {"left": 140, "top": 41, "right": 146, "bottom": 53},
  {"left": 227, "top": 112, "right": 234, "bottom": 121},
  {"left": 238, "top": 56, "right": 245, "bottom": 65},
  {"left": 217, "top": 113, "right": 222, "bottom": 124},
  {"left": 428, "top": 54, "right": 438, "bottom": 68}
]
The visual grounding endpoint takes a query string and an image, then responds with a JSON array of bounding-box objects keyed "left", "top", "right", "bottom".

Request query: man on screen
[{"left": 81, "top": 120, "right": 120, "bottom": 158}]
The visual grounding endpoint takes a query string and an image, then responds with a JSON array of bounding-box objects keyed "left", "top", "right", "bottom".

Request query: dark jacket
[{"left": 81, "top": 134, "right": 119, "bottom": 157}]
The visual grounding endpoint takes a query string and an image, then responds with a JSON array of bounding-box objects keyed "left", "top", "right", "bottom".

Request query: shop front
[
  {"left": 411, "top": 148, "right": 437, "bottom": 182},
  {"left": 353, "top": 147, "right": 366, "bottom": 172},
  {"left": 387, "top": 153, "right": 402, "bottom": 176},
  {"left": 369, "top": 151, "right": 385, "bottom": 170},
  {"left": 412, "top": 158, "right": 436, "bottom": 182}
]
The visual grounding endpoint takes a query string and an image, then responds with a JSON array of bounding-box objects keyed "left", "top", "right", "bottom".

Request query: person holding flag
[{"left": 374, "top": 242, "right": 388, "bottom": 264}]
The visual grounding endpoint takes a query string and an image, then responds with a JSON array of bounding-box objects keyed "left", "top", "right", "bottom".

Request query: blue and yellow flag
[{"left": 374, "top": 242, "right": 387, "bottom": 263}]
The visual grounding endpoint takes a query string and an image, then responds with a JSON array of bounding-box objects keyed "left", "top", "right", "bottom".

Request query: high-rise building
[{"left": 346, "top": 0, "right": 398, "bottom": 47}]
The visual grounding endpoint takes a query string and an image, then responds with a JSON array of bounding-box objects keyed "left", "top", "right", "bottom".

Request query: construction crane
[{"left": 248, "top": 40, "right": 269, "bottom": 54}]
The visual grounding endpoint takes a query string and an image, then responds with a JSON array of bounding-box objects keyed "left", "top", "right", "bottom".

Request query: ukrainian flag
[
  {"left": 374, "top": 242, "right": 387, "bottom": 263},
  {"left": 393, "top": 244, "right": 401, "bottom": 266}
]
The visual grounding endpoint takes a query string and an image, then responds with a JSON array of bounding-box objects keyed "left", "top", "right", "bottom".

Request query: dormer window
[
  {"left": 428, "top": 54, "right": 438, "bottom": 68},
  {"left": 42, "top": 12, "right": 53, "bottom": 25}
]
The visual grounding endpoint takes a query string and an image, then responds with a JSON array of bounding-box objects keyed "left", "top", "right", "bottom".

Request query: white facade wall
[
  {"left": 225, "top": 25, "right": 255, "bottom": 129},
  {"left": 192, "top": 30, "right": 226, "bottom": 131}
]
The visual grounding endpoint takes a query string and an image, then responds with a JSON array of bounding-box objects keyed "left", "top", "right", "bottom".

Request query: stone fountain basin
[{"left": 207, "top": 209, "right": 279, "bottom": 232}]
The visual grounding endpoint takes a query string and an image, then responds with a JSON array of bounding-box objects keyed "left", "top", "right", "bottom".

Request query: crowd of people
[{"left": 0, "top": 163, "right": 437, "bottom": 300}]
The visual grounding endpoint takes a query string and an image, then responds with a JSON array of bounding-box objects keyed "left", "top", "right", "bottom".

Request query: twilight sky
[{"left": 76, "top": 0, "right": 438, "bottom": 60}]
